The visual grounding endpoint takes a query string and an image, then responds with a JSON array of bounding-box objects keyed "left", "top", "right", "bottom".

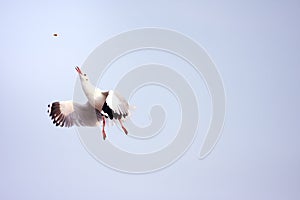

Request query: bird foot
[
  {"left": 122, "top": 126, "right": 128, "bottom": 135},
  {"left": 102, "top": 131, "right": 107, "bottom": 140}
]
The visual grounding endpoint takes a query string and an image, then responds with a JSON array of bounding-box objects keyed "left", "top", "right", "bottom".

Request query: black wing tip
[
  {"left": 101, "top": 102, "right": 113, "bottom": 119},
  {"left": 48, "top": 101, "right": 67, "bottom": 128},
  {"left": 101, "top": 102, "right": 129, "bottom": 120}
]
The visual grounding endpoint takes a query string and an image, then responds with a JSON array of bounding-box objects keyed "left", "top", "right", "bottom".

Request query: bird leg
[
  {"left": 102, "top": 116, "right": 107, "bottom": 140},
  {"left": 119, "top": 119, "right": 128, "bottom": 135}
]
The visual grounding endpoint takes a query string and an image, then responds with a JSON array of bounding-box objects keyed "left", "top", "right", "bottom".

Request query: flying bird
[{"left": 47, "top": 66, "right": 131, "bottom": 140}]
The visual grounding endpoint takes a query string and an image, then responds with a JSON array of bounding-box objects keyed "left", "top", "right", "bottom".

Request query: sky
[{"left": 0, "top": 0, "right": 300, "bottom": 199}]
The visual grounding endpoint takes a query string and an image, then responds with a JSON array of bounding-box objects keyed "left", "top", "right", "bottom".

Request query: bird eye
[{"left": 84, "top": 73, "right": 86, "bottom": 76}]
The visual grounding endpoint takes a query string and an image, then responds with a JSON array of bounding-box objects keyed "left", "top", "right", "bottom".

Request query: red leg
[
  {"left": 119, "top": 119, "right": 128, "bottom": 135},
  {"left": 102, "top": 116, "right": 107, "bottom": 140}
]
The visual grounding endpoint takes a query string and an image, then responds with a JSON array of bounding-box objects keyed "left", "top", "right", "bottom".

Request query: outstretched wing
[
  {"left": 101, "top": 90, "right": 130, "bottom": 120},
  {"left": 47, "top": 101, "right": 102, "bottom": 127}
]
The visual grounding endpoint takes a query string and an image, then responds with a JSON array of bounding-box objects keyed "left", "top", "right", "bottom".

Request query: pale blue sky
[{"left": 0, "top": 0, "right": 299, "bottom": 199}]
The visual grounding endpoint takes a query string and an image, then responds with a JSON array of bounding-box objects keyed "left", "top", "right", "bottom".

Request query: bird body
[
  {"left": 47, "top": 66, "right": 131, "bottom": 139},
  {"left": 78, "top": 75, "right": 102, "bottom": 107}
]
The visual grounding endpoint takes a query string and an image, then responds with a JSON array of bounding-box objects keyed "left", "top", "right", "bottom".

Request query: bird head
[{"left": 75, "top": 66, "right": 89, "bottom": 82}]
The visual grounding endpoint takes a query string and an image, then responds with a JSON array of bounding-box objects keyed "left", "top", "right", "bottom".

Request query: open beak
[{"left": 75, "top": 66, "right": 82, "bottom": 75}]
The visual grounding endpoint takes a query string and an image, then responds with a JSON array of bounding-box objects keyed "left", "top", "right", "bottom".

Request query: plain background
[{"left": 0, "top": 0, "right": 299, "bottom": 199}]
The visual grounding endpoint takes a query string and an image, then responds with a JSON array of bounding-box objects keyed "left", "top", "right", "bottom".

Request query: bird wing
[
  {"left": 101, "top": 90, "right": 130, "bottom": 120},
  {"left": 48, "top": 101, "right": 101, "bottom": 127}
]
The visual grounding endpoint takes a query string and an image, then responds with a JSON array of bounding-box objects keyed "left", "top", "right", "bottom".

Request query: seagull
[{"left": 47, "top": 66, "right": 131, "bottom": 140}]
